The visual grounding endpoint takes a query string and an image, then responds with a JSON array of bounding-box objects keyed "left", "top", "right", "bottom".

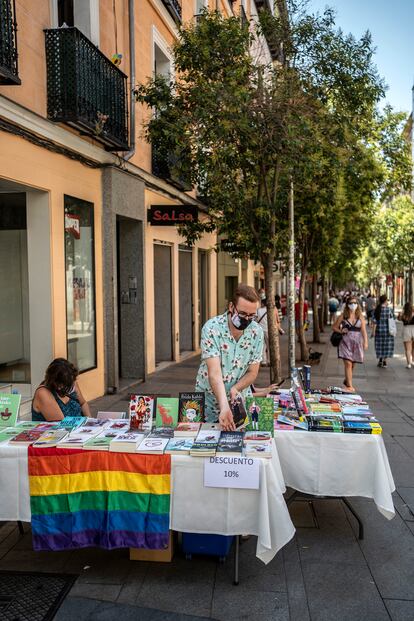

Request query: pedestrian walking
[
  {"left": 365, "top": 294, "right": 376, "bottom": 326},
  {"left": 332, "top": 296, "right": 368, "bottom": 392},
  {"left": 398, "top": 302, "right": 414, "bottom": 368},
  {"left": 372, "top": 295, "right": 395, "bottom": 367},
  {"left": 328, "top": 291, "right": 339, "bottom": 325}
]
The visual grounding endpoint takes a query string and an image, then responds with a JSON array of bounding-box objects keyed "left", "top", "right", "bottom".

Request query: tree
[{"left": 136, "top": 5, "right": 386, "bottom": 376}]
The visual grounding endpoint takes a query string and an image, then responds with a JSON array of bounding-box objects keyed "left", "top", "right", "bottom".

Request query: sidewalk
[{"left": 1, "top": 322, "right": 414, "bottom": 620}]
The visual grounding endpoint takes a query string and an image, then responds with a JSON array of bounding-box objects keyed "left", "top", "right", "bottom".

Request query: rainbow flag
[{"left": 28, "top": 447, "right": 171, "bottom": 552}]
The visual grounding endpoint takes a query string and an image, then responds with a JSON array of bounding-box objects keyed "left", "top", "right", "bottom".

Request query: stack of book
[
  {"left": 244, "top": 430, "right": 273, "bottom": 458},
  {"left": 109, "top": 431, "right": 148, "bottom": 453},
  {"left": 190, "top": 427, "right": 221, "bottom": 456}
]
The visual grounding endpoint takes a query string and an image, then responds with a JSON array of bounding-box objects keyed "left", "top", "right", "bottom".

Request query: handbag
[
  {"left": 388, "top": 315, "right": 397, "bottom": 337},
  {"left": 330, "top": 331, "right": 343, "bottom": 347}
]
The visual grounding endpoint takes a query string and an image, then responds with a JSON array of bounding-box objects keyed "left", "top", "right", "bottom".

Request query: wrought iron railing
[
  {"left": 161, "top": 0, "right": 182, "bottom": 25},
  {"left": 0, "top": 0, "right": 21, "bottom": 85},
  {"left": 152, "top": 145, "right": 192, "bottom": 192},
  {"left": 44, "top": 27, "right": 128, "bottom": 151}
]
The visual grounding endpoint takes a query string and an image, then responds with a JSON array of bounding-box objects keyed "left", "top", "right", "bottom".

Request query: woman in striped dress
[{"left": 372, "top": 295, "right": 395, "bottom": 367}]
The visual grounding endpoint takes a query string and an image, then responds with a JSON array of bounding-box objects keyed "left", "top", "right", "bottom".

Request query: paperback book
[
  {"left": 174, "top": 422, "right": 201, "bottom": 437},
  {"left": 83, "top": 430, "right": 122, "bottom": 450},
  {"left": 308, "top": 416, "right": 343, "bottom": 433},
  {"left": 136, "top": 436, "right": 169, "bottom": 454},
  {"left": 33, "top": 429, "right": 68, "bottom": 447},
  {"left": 190, "top": 428, "right": 221, "bottom": 456},
  {"left": 277, "top": 414, "right": 308, "bottom": 430},
  {"left": 343, "top": 421, "right": 382, "bottom": 434},
  {"left": 9, "top": 429, "right": 45, "bottom": 445},
  {"left": 56, "top": 417, "right": 85, "bottom": 431},
  {"left": 109, "top": 431, "right": 147, "bottom": 453},
  {"left": 244, "top": 442, "right": 272, "bottom": 459},
  {"left": 178, "top": 392, "right": 205, "bottom": 423},
  {"left": 245, "top": 397, "right": 275, "bottom": 435},
  {"left": 129, "top": 395, "right": 154, "bottom": 430},
  {"left": 244, "top": 430, "right": 272, "bottom": 442},
  {"left": 230, "top": 395, "right": 248, "bottom": 429},
  {"left": 150, "top": 427, "right": 175, "bottom": 439},
  {"left": 15, "top": 421, "right": 40, "bottom": 429},
  {"left": 155, "top": 397, "right": 179, "bottom": 428},
  {"left": 0, "top": 393, "right": 21, "bottom": 428},
  {"left": 0, "top": 427, "right": 22, "bottom": 443},
  {"left": 216, "top": 431, "right": 244, "bottom": 456},
  {"left": 165, "top": 437, "right": 194, "bottom": 454}
]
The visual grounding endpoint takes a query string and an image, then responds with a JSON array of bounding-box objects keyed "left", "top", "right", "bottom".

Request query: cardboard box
[{"left": 129, "top": 530, "right": 174, "bottom": 562}]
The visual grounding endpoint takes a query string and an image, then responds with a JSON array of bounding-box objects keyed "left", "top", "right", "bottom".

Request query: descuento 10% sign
[{"left": 204, "top": 456, "right": 260, "bottom": 490}]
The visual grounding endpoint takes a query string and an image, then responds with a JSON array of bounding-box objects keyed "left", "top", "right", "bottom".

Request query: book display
[
  {"left": 165, "top": 437, "right": 194, "bottom": 454},
  {"left": 109, "top": 431, "right": 147, "bottom": 453},
  {"left": 129, "top": 395, "right": 154, "bottom": 430},
  {"left": 0, "top": 393, "right": 21, "bottom": 428},
  {"left": 178, "top": 392, "right": 205, "bottom": 423},
  {"left": 245, "top": 397, "right": 274, "bottom": 435},
  {"left": 216, "top": 431, "right": 244, "bottom": 456},
  {"left": 155, "top": 398, "right": 179, "bottom": 428}
]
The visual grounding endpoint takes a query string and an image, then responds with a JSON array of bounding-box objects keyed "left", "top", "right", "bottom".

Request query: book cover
[
  {"left": 136, "top": 436, "right": 169, "bottom": 454},
  {"left": 0, "top": 393, "right": 21, "bottom": 428},
  {"left": 129, "top": 395, "right": 155, "bottom": 429},
  {"left": 9, "top": 429, "right": 45, "bottom": 445},
  {"left": 245, "top": 442, "right": 272, "bottom": 458},
  {"left": 230, "top": 395, "right": 248, "bottom": 429},
  {"left": 0, "top": 427, "right": 21, "bottom": 443},
  {"left": 155, "top": 398, "right": 179, "bottom": 428},
  {"left": 308, "top": 417, "right": 343, "bottom": 432},
  {"left": 277, "top": 414, "right": 308, "bottom": 430},
  {"left": 217, "top": 431, "right": 244, "bottom": 455},
  {"left": 107, "top": 420, "right": 130, "bottom": 431},
  {"left": 274, "top": 421, "right": 295, "bottom": 431},
  {"left": 178, "top": 392, "right": 205, "bottom": 423},
  {"left": 109, "top": 431, "right": 147, "bottom": 452},
  {"left": 15, "top": 421, "right": 39, "bottom": 429},
  {"left": 150, "top": 427, "right": 175, "bottom": 439},
  {"left": 56, "top": 417, "right": 85, "bottom": 431},
  {"left": 174, "top": 422, "right": 201, "bottom": 437},
  {"left": 245, "top": 397, "right": 275, "bottom": 436},
  {"left": 83, "top": 430, "right": 121, "bottom": 450},
  {"left": 343, "top": 421, "right": 382, "bottom": 434},
  {"left": 191, "top": 428, "right": 221, "bottom": 454},
  {"left": 165, "top": 437, "right": 194, "bottom": 454},
  {"left": 82, "top": 419, "right": 107, "bottom": 428},
  {"left": 33, "top": 429, "right": 69, "bottom": 447},
  {"left": 244, "top": 430, "right": 272, "bottom": 442}
]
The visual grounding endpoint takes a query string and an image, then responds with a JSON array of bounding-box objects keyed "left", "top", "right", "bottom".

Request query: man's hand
[
  {"left": 229, "top": 386, "right": 240, "bottom": 403},
  {"left": 219, "top": 406, "right": 236, "bottom": 431}
]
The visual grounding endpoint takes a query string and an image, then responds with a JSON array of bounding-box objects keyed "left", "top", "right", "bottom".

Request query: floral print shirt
[{"left": 195, "top": 312, "right": 264, "bottom": 422}]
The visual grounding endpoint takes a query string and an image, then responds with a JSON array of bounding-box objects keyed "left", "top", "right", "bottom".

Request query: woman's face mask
[{"left": 348, "top": 303, "right": 358, "bottom": 312}]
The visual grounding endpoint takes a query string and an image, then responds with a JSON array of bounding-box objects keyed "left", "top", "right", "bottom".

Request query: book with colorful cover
[
  {"left": 0, "top": 427, "right": 21, "bottom": 443},
  {"left": 106, "top": 420, "right": 130, "bottom": 432},
  {"left": 83, "top": 430, "right": 122, "bottom": 451},
  {"left": 32, "top": 429, "right": 69, "bottom": 448},
  {"left": 165, "top": 437, "right": 194, "bottom": 454},
  {"left": 0, "top": 393, "right": 21, "bottom": 428},
  {"left": 244, "top": 430, "right": 273, "bottom": 442},
  {"left": 109, "top": 431, "right": 147, "bottom": 453},
  {"left": 274, "top": 421, "right": 295, "bottom": 431},
  {"left": 245, "top": 442, "right": 272, "bottom": 459},
  {"left": 343, "top": 414, "right": 378, "bottom": 422},
  {"left": 155, "top": 397, "right": 179, "bottom": 428},
  {"left": 190, "top": 428, "right": 221, "bottom": 456},
  {"left": 308, "top": 416, "right": 343, "bottom": 433},
  {"left": 174, "top": 422, "right": 201, "bottom": 437},
  {"left": 178, "top": 392, "right": 205, "bottom": 423},
  {"left": 277, "top": 414, "right": 308, "bottom": 430},
  {"left": 129, "top": 395, "right": 155, "bottom": 430},
  {"left": 16, "top": 421, "right": 40, "bottom": 429},
  {"left": 9, "top": 429, "right": 45, "bottom": 445},
  {"left": 245, "top": 397, "right": 274, "bottom": 436},
  {"left": 150, "top": 427, "right": 175, "bottom": 439},
  {"left": 217, "top": 431, "right": 244, "bottom": 456},
  {"left": 230, "top": 395, "right": 248, "bottom": 429},
  {"left": 82, "top": 418, "right": 107, "bottom": 429},
  {"left": 343, "top": 421, "right": 382, "bottom": 434},
  {"left": 136, "top": 436, "right": 169, "bottom": 455},
  {"left": 56, "top": 417, "right": 85, "bottom": 431}
]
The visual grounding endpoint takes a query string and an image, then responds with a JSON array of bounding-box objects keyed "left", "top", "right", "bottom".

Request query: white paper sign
[{"left": 204, "top": 456, "right": 260, "bottom": 490}]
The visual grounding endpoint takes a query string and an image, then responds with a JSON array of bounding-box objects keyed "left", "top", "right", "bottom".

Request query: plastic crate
[{"left": 182, "top": 533, "right": 235, "bottom": 561}]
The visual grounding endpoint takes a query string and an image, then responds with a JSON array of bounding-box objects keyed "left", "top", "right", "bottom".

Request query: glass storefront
[{"left": 64, "top": 195, "right": 96, "bottom": 372}]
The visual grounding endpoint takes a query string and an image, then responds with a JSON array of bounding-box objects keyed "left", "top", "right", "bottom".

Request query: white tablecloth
[
  {"left": 0, "top": 441, "right": 295, "bottom": 564},
  {"left": 274, "top": 431, "right": 396, "bottom": 519}
]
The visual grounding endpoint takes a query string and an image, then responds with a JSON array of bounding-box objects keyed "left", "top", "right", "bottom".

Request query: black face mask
[{"left": 230, "top": 311, "right": 253, "bottom": 331}]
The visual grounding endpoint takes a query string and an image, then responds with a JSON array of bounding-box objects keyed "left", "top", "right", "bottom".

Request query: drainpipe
[{"left": 124, "top": 0, "right": 136, "bottom": 160}]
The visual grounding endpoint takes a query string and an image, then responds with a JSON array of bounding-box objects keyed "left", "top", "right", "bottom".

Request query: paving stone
[
  {"left": 0, "top": 549, "right": 72, "bottom": 572},
  {"left": 384, "top": 599, "right": 414, "bottom": 621},
  {"left": 387, "top": 460, "right": 414, "bottom": 487},
  {"left": 282, "top": 538, "right": 310, "bottom": 621},
  {"left": 382, "top": 443, "right": 414, "bottom": 463},
  {"left": 288, "top": 499, "right": 319, "bottom": 528},
  {"left": 351, "top": 498, "right": 414, "bottom": 600},
  {"left": 393, "top": 436, "right": 414, "bottom": 459},
  {"left": 300, "top": 560, "right": 389, "bottom": 621},
  {"left": 392, "top": 491, "right": 414, "bottom": 522},
  {"left": 396, "top": 487, "right": 414, "bottom": 517},
  {"left": 68, "top": 582, "right": 122, "bottom": 602},
  {"left": 211, "top": 586, "right": 289, "bottom": 621},
  {"left": 382, "top": 422, "right": 414, "bottom": 435}
]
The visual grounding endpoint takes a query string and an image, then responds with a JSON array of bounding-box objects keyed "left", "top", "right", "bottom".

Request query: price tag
[{"left": 204, "top": 456, "right": 260, "bottom": 490}]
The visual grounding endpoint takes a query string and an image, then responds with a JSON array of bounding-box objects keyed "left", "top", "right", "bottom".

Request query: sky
[{"left": 308, "top": 0, "right": 413, "bottom": 113}]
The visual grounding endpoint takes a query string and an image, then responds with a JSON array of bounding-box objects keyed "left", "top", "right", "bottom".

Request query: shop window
[{"left": 64, "top": 195, "right": 96, "bottom": 372}]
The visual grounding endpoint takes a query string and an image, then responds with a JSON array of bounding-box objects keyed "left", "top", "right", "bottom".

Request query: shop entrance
[
  {"left": 198, "top": 249, "right": 209, "bottom": 341},
  {"left": 116, "top": 216, "right": 144, "bottom": 381},
  {"left": 154, "top": 243, "right": 173, "bottom": 364},
  {"left": 179, "top": 246, "right": 193, "bottom": 352}
]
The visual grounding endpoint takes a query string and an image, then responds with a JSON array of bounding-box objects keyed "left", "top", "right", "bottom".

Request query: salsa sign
[{"left": 148, "top": 205, "right": 198, "bottom": 226}]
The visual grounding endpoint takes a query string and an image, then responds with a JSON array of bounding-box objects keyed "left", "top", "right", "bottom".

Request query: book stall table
[
  {"left": 274, "top": 430, "right": 396, "bottom": 537},
  {"left": 0, "top": 441, "right": 295, "bottom": 584}
]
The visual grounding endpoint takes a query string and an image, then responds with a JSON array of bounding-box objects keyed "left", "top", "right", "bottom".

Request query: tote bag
[{"left": 388, "top": 315, "right": 397, "bottom": 337}]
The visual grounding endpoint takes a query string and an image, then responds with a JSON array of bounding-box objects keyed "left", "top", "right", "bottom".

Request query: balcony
[
  {"left": 161, "top": 0, "right": 182, "bottom": 25},
  {"left": 0, "top": 0, "right": 21, "bottom": 85},
  {"left": 152, "top": 145, "right": 192, "bottom": 192},
  {"left": 44, "top": 27, "right": 128, "bottom": 151}
]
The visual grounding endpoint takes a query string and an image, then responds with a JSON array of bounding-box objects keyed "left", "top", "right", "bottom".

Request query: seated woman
[{"left": 32, "top": 358, "right": 91, "bottom": 421}]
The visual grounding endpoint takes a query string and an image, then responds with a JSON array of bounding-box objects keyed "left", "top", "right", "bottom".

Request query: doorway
[
  {"left": 198, "top": 249, "right": 209, "bottom": 340},
  {"left": 154, "top": 243, "right": 173, "bottom": 364},
  {"left": 179, "top": 246, "right": 193, "bottom": 352},
  {"left": 116, "top": 216, "right": 144, "bottom": 381}
]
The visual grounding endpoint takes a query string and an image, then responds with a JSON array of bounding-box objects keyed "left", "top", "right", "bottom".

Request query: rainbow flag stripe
[{"left": 28, "top": 447, "right": 171, "bottom": 552}]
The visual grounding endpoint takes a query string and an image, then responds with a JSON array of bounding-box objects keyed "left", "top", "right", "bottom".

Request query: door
[
  {"left": 116, "top": 216, "right": 144, "bottom": 380},
  {"left": 154, "top": 243, "right": 173, "bottom": 363},
  {"left": 198, "top": 249, "right": 209, "bottom": 340},
  {"left": 0, "top": 193, "right": 30, "bottom": 383},
  {"left": 179, "top": 247, "right": 193, "bottom": 352}
]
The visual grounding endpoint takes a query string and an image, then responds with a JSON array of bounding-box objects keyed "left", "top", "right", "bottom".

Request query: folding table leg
[
  {"left": 233, "top": 535, "right": 240, "bottom": 586},
  {"left": 342, "top": 498, "right": 364, "bottom": 540},
  {"left": 17, "top": 521, "right": 24, "bottom": 535}
]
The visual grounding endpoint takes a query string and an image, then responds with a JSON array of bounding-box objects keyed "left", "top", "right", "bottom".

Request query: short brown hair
[{"left": 232, "top": 284, "right": 260, "bottom": 305}]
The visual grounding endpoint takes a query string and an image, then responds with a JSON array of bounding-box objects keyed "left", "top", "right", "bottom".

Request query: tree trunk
[
  {"left": 319, "top": 275, "right": 325, "bottom": 333},
  {"left": 312, "top": 273, "right": 321, "bottom": 343},
  {"left": 322, "top": 274, "right": 329, "bottom": 325},
  {"left": 263, "top": 253, "right": 281, "bottom": 383},
  {"left": 392, "top": 272, "right": 395, "bottom": 312},
  {"left": 299, "top": 269, "right": 309, "bottom": 361},
  {"left": 409, "top": 267, "right": 413, "bottom": 305}
]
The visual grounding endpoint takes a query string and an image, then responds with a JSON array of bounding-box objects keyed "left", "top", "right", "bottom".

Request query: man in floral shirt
[{"left": 195, "top": 284, "right": 264, "bottom": 429}]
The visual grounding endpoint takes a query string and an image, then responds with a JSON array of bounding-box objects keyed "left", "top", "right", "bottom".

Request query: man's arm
[
  {"left": 206, "top": 357, "right": 235, "bottom": 431},
  {"left": 230, "top": 362, "right": 260, "bottom": 400}
]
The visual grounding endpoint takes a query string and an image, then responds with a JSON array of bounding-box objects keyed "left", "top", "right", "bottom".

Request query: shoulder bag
[
  {"left": 388, "top": 311, "right": 397, "bottom": 337},
  {"left": 330, "top": 331, "right": 343, "bottom": 347}
]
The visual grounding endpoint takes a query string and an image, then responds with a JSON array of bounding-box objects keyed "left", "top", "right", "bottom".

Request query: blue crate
[{"left": 182, "top": 533, "right": 234, "bottom": 560}]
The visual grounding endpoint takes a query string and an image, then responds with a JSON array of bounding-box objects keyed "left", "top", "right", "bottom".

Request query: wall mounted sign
[{"left": 148, "top": 205, "right": 198, "bottom": 226}]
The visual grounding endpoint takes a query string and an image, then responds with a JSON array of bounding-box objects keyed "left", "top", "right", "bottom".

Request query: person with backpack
[{"left": 328, "top": 291, "right": 339, "bottom": 325}]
